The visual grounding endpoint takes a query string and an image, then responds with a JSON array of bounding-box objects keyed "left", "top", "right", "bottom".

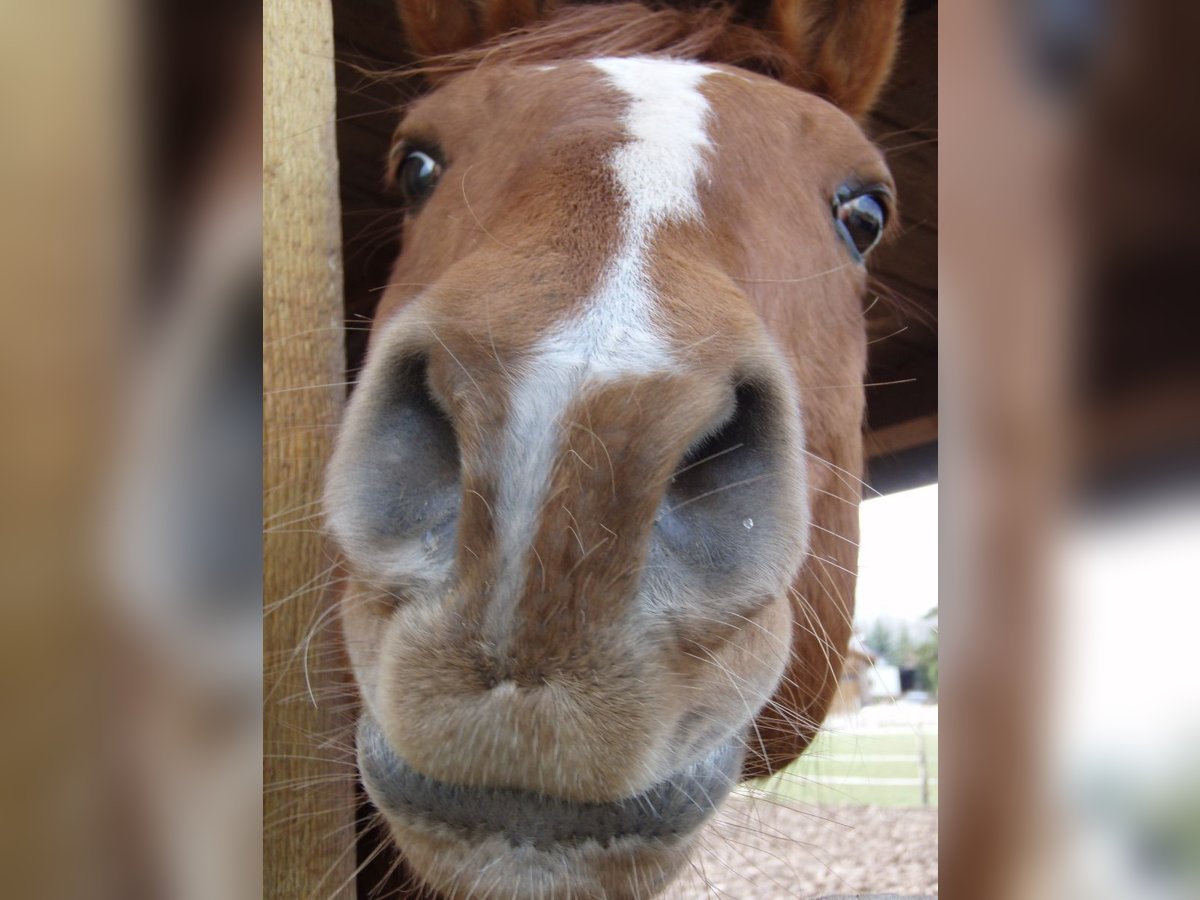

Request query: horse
[{"left": 323, "top": 2, "right": 903, "bottom": 896}]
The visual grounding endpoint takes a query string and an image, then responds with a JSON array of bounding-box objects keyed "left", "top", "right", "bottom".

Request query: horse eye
[
  {"left": 398, "top": 150, "right": 442, "bottom": 206},
  {"left": 833, "top": 188, "right": 889, "bottom": 258}
]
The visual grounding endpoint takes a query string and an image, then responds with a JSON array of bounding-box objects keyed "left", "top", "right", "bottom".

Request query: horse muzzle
[{"left": 357, "top": 715, "right": 743, "bottom": 898}]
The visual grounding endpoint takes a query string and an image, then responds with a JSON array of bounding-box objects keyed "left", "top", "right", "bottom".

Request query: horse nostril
[
  {"left": 382, "top": 355, "right": 458, "bottom": 462},
  {"left": 669, "top": 380, "right": 775, "bottom": 510},
  {"left": 654, "top": 378, "right": 796, "bottom": 579},
  {"left": 332, "top": 353, "right": 461, "bottom": 557}
]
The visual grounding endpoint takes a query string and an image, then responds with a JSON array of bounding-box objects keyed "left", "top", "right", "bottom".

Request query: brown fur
[{"left": 327, "top": 2, "right": 900, "bottom": 896}]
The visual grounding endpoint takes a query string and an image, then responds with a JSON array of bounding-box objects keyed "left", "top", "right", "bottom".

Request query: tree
[
  {"left": 863, "top": 618, "right": 896, "bottom": 662},
  {"left": 914, "top": 633, "right": 938, "bottom": 693},
  {"left": 862, "top": 618, "right": 914, "bottom": 668},
  {"left": 914, "top": 606, "right": 939, "bottom": 694},
  {"left": 860, "top": 611, "right": 938, "bottom": 695}
]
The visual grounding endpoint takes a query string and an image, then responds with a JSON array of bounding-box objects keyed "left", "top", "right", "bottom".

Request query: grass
[{"left": 743, "top": 724, "right": 939, "bottom": 808}]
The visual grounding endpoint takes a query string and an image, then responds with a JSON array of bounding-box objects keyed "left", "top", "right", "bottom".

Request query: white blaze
[
  {"left": 594, "top": 56, "right": 714, "bottom": 229},
  {"left": 491, "top": 58, "right": 716, "bottom": 614}
]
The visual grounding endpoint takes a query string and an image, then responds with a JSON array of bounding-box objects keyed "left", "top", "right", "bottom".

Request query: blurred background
[{"left": 0, "top": 0, "right": 1197, "bottom": 897}]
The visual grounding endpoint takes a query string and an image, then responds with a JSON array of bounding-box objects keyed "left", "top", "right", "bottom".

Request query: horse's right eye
[
  {"left": 398, "top": 150, "right": 442, "bottom": 206},
  {"left": 832, "top": 184, "right": 891, "bottom": 260}
]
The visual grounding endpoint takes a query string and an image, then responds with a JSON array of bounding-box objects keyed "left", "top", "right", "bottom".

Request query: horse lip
[{"left": 356, "top": 717, "right": 743, "bottom": 849}]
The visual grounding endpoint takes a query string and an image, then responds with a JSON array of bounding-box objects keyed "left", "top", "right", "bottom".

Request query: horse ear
[
  {"left": 397, "top": 0, "right": 545, "bottom": 60},
  {"left": 764, "top": 0, "right": 904, "bottom": 119}
]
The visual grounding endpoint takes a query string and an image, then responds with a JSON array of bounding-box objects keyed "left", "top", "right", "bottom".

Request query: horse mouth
[{"left": 356, "top": 717, "right": 742, "bottom": 850}]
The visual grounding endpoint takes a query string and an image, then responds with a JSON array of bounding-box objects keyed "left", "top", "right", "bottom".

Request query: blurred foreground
[
  {"left": 941, "top": 0, "right": 1200, "bottom": 897},
  {"left": 0, "top": 1, "right": 260, "bottom": 897}
]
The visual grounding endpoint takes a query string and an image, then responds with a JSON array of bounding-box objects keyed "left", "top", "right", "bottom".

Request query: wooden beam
[
  {"left": 264, "top": 0, "right": 357, "bottom": 895},
  {"left": 866, "top": 413, "right": 939, "bottom": 458}
]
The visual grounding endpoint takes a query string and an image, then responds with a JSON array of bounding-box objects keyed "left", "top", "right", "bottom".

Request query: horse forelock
[{"left": 399, "top": 3, "right": 795, "bottom": 86}]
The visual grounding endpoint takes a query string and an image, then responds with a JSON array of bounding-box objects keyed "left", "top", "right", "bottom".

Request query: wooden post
[{"left": 264, "top": 0, "right": 356, "bottom": 895}]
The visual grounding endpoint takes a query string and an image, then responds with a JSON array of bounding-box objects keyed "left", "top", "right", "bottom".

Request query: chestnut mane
[{"left": 411, "top": 4, "right": 788, "bottom": 74}]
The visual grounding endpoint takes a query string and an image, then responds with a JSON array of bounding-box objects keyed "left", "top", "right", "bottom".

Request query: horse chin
[
  {"left": 357, "top": 717, "right": 742, "bottom": 899},
  {"left": 388, "top": 826, "right": 695, "bottom": 900}
]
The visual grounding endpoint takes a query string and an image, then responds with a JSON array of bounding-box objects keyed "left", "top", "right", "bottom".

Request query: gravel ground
[{"left": 663, "top": 798, "right": 938, "bottom": 899}]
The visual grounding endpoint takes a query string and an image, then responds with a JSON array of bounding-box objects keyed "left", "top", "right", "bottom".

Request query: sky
[{"left": 853, "top": 482, "right": 939, "bottom": 627}]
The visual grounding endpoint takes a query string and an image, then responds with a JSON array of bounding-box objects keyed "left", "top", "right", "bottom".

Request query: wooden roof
[{"left": 861, "top": 0, "right": 938, "bottom": 493}]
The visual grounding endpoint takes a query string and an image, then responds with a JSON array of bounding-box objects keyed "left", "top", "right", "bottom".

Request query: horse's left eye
[
  {"left": 398, "top": 150, "right": 442, "bottom": 206},
  {"left": 833, "top": 187, "right": 889, "bottom": 258}
]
